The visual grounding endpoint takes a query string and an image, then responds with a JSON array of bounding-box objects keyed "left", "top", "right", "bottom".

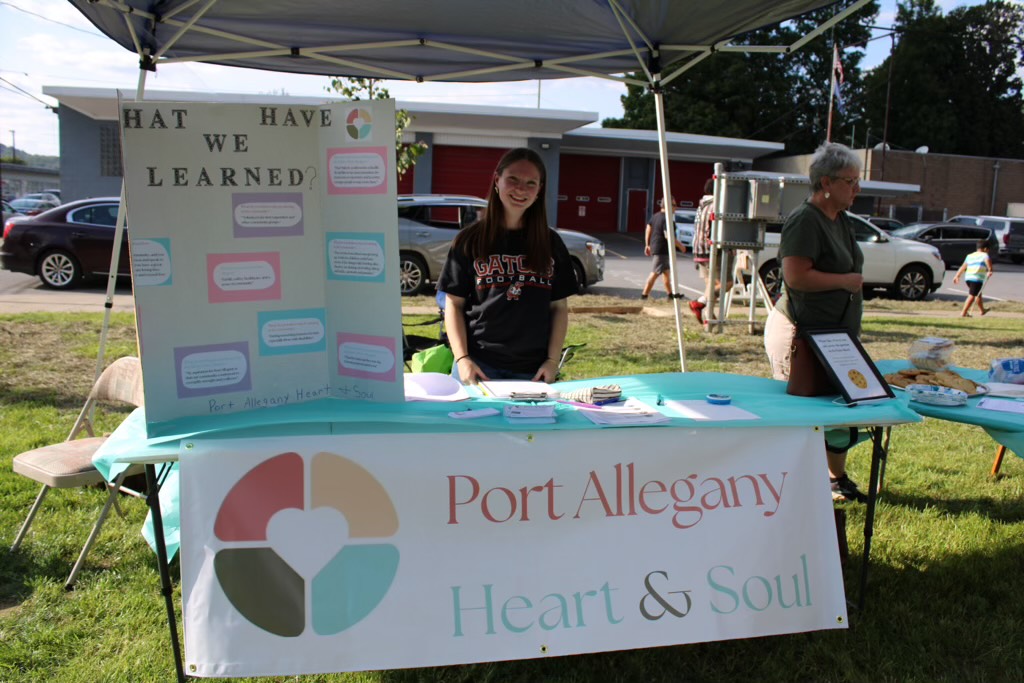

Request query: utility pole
[
  {"left": 880, "top": 33, "right": 896, "bottom": 180},
  {"left": 8, "top": 130, "right": 15, "bottom": 162}
]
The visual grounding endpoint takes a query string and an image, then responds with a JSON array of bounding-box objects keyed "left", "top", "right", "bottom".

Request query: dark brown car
[{"left": 1, "top": 197, "right": 129, "bottom": 289}]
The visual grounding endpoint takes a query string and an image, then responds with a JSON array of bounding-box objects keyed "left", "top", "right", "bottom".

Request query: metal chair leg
[
  {"left": 65, "top": 470, "right": 129, "bottom": 589},
  {"left": 11, "top": 485, "right": 51, "bottom": 552}
]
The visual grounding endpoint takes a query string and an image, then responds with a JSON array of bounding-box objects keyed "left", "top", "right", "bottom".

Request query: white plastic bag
[{"left": 988, "top": 358, "right": 1024, "bottom": 384}]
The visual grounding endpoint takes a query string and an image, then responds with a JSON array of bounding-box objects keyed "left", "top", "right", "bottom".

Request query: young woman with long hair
[{"left": 437, "top": 147, "right": 578, "bottom": 384}]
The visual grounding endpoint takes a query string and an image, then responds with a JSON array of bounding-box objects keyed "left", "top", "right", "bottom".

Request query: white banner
[{"left": 180, "top": 427, "right": 846, "bottom": 677}]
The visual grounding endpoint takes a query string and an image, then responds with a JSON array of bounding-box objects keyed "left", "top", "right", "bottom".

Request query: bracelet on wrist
[{"left": 455, "top": 354, "right": 469, "bottom": 363}]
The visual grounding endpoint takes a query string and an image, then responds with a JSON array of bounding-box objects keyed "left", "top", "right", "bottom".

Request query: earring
[{"left": 824, "top": 191, "right": 830, "bottom": 199}]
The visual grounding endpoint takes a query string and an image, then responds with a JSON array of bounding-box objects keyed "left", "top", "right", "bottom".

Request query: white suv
[{"left": 755, "top": 212, "right": 945, "bottom": 301}]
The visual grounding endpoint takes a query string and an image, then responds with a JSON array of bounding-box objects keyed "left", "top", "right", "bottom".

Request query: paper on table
[
  {"left": 504, "top": 404, "right": 556, "bottom": 418},
  {"left": 576, "top": 398, "right": 670, "bottom": 427},
  {"left": 503, "top": 403, "right": 557, "bottom": 424},
  {"left": 975, "top": 397, "right": 1024, "bottom": 415},
  {"left": 477, "top": 380, "right": 560, "bottom": 400},
  {"left": 663, "top": 400, "right": 761, "bottom": 421},
  {"left": 404, "top": 373, "right": 470, "bottom": 402},
  {"left": 983, "top": 382, "right": 1024, "bottom": 399}
]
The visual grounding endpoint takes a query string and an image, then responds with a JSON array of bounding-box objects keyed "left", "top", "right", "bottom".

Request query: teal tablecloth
[
  {"left": 876, "top": 361, "right": 1024, "bottom": 460},
  {"left": 93, "top": 371, "right": 922, "bottom": 558}
]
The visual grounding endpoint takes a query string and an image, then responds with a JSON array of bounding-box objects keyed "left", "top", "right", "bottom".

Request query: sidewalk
[{"left": 1, "top": 289, "right": 1020, "bottom": 319}]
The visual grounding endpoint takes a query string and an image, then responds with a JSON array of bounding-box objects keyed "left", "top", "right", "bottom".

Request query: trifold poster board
[
  {"left": 121, "top": 100, "right": 402, "bottom": 435},
  {"left": 180, "top": 427, "right": 847, "bottom": 677}
]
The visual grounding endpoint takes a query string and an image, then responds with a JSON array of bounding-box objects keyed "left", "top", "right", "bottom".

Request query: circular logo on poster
[
  {"left": 212, "top": 451, "right": 399, "bottom": 637},
  {"left": 346, "top": 108, "right": 373, "bottom": 140}
]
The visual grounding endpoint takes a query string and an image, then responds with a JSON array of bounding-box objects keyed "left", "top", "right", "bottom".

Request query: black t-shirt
[
  {"left": 437, "top": 228, "right": 578, "bottom": 373},
  {"left": 648, "top": 212, "right": 669, "bottom": 255}
]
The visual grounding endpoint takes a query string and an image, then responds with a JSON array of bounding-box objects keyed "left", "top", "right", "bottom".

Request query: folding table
[{"left": 92, "top": 371, "right": 919, "bottom": 681}]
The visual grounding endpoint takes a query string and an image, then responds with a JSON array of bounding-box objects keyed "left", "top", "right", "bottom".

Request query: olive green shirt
[{"left": 776, "top": 201, "right": 863, "bottom": 336}]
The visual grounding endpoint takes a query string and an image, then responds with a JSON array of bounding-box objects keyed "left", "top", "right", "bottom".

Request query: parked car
[
  {"left": 1, "top": 197, "right": 128, "bottom": 289},
  {"left": 20, "top": 192, "right": 62, "bottom": 204},
  {"left": 950, "top": 215, "right": 1024, "bottom": 263},
  {"left": 9, "top": 197, "right": 60, "bottom": 216},
  {"left": 673, "top": 208, "right": 698, "bottom": 247},
  {"left": 975, "top": 216, "right": 1024, "bottom": 264},
  {"left": 864, "top": 216, "right": 904, "bottom": 232},
  {"left": 756, "top": 212, "right": 945, "bottom": 301},
  {"left": 891, "top": 223, "right": 997, "bottom": 267},
  {"left": 397, "top": 194, "right": 605, "bottom": 296},
  {"left": 1, "top": 199, "right": 16, "bottom": 226}
]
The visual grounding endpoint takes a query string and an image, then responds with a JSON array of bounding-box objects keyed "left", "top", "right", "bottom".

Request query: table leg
[
  {"left": 991, "top": 445, "right": 1007, "bottom": 477},
  {"left": 146, "top": 463, "right": 186, "bottom": 683},
  {"left": 858, "top": 426, "right": 886, "bottom": 611},
  {"left": 876, "top": 426, "right": 892, "bottom": 493}
]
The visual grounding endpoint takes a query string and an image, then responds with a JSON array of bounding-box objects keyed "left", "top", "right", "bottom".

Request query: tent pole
[
  {"left": 651, "top": 76, "right": 686, "bottom": 372},
  {"left": 94, "top": 62, "right": 147, "bottom": 383}
]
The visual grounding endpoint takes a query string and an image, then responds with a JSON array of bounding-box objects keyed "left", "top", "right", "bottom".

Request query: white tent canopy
[{"left": 69, "top": 0, "right": 872, "bottom": 372}]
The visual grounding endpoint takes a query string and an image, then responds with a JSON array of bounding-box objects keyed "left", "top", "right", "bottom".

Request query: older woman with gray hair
[{"left": 764, "top": 141, "right": 867, "bottom": 503}]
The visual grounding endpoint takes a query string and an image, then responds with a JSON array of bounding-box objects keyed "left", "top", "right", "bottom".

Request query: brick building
[{"left": 758, "top": 148, "right": 1024, "bottom": 222}]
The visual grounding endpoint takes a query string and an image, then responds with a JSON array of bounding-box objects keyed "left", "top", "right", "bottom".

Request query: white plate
[
  {"left": 891, "top": 382, "right": 988, "bottom": 398},
  {"left": 906, "top": 384, "right": 968, "bottom": 407}
]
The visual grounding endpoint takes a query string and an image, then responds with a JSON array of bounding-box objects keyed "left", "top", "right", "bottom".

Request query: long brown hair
[{"left": 453, "top": 147, "right": 553, "bottom": 273}]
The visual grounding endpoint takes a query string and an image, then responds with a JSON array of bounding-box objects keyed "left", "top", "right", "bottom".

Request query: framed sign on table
[{"left": 804, "top": 330, "right": 895, "bottom": 406}]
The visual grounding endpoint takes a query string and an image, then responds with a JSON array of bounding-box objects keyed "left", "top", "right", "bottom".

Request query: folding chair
[{"left": 10, "top": 356, "right": 146, "bottom": 589}]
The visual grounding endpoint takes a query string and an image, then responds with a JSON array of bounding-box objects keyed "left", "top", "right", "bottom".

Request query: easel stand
[{"left": 703, "top": 244, "right": 773, "bottom": 335}]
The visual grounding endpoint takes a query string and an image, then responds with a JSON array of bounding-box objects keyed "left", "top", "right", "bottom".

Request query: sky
[{"left": 0, "top": 0, "right": 983, "bottom": 159}]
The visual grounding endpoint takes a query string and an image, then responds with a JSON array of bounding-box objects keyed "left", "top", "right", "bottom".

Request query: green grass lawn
[{"left": 2, "top": 301, "right": 1023, "bottom": 682}]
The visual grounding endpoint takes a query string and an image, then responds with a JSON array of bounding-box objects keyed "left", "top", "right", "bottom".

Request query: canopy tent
[
  {"left": 67, "top": 2, "right": 874, "bottom": 680},
  {"left": 70, "top": 0, "right": 872, "bottom": 374}
]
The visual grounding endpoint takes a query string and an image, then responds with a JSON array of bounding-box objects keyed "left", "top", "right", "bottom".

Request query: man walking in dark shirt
[{"left": 640, "top": 196, "right": 687, "bottom": 300}]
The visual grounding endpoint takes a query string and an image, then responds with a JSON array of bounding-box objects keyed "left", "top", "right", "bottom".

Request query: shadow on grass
[
  {"left": 0, "top": 382, "right": 137, "bottom": 416},
  {"left": 873, "top": 489, "right": 1024, "bottom": 524}
]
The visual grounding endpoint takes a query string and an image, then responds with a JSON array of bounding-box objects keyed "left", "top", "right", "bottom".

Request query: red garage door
[
  {"left": 432, "top": 146, "right": 506, "bottom": 198},
  {"left": 557, "top": 154, "right": 620, "bottom": 234},
  {"left": 397, "top": 143, "right": 416, "bottom": 194},
  {"left": 655, "top": 161, "right": 713, "bottom": 209}
]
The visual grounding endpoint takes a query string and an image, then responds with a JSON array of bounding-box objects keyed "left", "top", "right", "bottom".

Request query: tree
[
  {"left": 327, "top": 77, "right": 427, "bottom": 177},
  {"left": 603, "top": 1, "right": 878, "bottom": 154},
  {"left": 862, "top": 0, "right": 1024, "bottom": 157}
]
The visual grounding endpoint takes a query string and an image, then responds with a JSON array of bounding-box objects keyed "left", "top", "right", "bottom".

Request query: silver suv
[
  {"left": 397, "top": 194, "right": 605, "bottom": 296},
  {"left": 951, "top": 215, "right": 1024, "bottom": 263}
]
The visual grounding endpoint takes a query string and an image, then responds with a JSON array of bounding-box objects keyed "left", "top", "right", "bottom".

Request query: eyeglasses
[{"left": 831, "top": 176, "right": 861, "bottom": 187}]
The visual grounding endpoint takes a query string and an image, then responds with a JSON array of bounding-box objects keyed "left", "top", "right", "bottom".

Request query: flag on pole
[{"left": 832, "top": 45, "right": 845, "bottom": 115}]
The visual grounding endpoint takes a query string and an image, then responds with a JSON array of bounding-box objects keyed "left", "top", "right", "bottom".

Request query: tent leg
[{"left": 651, "top": 77, "right": 685, "bottom": 372}]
